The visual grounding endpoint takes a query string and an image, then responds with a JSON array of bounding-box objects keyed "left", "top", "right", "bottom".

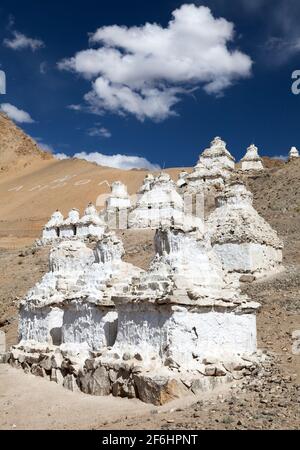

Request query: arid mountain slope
[{"left": 0, "top": 113, "right": 52, "bottom": 173}]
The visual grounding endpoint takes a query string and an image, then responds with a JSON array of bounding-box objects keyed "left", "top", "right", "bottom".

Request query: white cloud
[
  {"left": 55, "top": 153, "right": 69, "bottom": 160},
  {"left": 3, "top": 30, "right": 44, "bottom": 51},
  {"left": 67, "top": 104, "right": 82, "bottom": 111},
  {"left": 270, "top": 155, "right": 288, "bottom": 161},
  {"left": 58, "top": 4, "right": 252, "bottom": 121},
  {"left": 54, "top": 151, "right": 160, "bottom": 170},
  {"left": 0, "top": 103, "right": 34, "bottom": 123},
  {"left": 87, "top": 125, "right": 111, "bottom": 138}
]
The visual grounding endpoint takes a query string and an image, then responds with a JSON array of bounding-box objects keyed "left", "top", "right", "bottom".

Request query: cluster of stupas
[
  {"left": 42, "top": 203, "right": 106, "bottom": 243},
  {"left": 9, "top": 137, "right": 286, "bottom": 405},
  {"left": 41, "top": 182, "right": 131, "bottom": 244}
]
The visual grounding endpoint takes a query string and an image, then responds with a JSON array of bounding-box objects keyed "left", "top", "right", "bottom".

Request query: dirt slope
[{"left": 0, "top": 113, "right": 52, "bottom": 173}]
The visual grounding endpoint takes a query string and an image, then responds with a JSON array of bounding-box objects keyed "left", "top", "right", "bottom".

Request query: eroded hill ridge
[{"left": 0, "top": 112, "right": 52, "bottom": 172}]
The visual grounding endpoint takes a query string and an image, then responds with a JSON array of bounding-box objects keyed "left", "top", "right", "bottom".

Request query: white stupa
[
  {"left": 128, "top": 172, "right": 185, "bottom": 229},
  {"left": 112, "top": 224, "right": 259, "bottom": 370},
  {"left": 42, "top": 210, "right": 64, "bottom": 242},
  {"left": 137, "top": 174, "right": 155, "bottom": 194},
  {"left": 105, "top": 181, "right": 131, "bottom": 211},
  {"left": 288, "top": 146, "right": 299, "bottom": 161},
  {"left": 186, "top": 137, "right": 235, "bottom": 191},
  {"left": 19, "top": 232, "right": 143, "bottom": 353},
  {"left": 19, "top": 240, "right": 95, "bottom": 347},
  {"left": 61, "top": 232, "right": 143, "bottom": 352},
  {"left": 240, "top": 144, "right": 264, "bottom": 172},
  {"left": 77, "top": 203, "right": 106, "bottom": 239},
  {"left": 104, "top": 181, "right": 131, "bottom": 229},
  {"left": 207, "top": 181, "right": 283, "bottom": 279},
  {"left": 60, "top": 208, "right": 80, "bottom": 239}
]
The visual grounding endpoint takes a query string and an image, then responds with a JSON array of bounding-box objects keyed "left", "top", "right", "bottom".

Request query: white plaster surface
[
  {"left": 62, "top": 303, "right": 118, "bottom": 350},
  {"left": 213, "top": 242, "right": 282, "bottom": 274},
  {"left": 114, "top": 304, "right": 257, "bottom": 368},
  {"left": 19, "top": 306, "right": 64, "bottom": 345}
]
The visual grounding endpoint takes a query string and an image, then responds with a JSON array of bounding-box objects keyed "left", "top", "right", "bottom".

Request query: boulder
[
  {"left": 134, "top": 374, "right": 188, "bottom": 406},
  {"left": 79, "top": 366, "right": 111, "bottom": 396},
  {"left": 51, "top": 352, "right": 64, "bottom": 369},
  {"left": 50, "top": 368, "right": 64, "bottom": 385},
  {"left": 31, "top": 364, "right": 46, "bottom": 378},
  {"left": 39, "top": 354, "right": 52, "bottom": 371},
  {"left": 63, "top": 374, "right": 80, "bottom": 392}
]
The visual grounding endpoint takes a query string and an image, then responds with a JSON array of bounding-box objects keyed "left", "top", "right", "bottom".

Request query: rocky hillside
[{"left": 0, "top": 113, "right": 52, "bottom": 172}]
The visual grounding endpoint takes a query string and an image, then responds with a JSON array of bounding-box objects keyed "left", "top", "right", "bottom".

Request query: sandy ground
[{"left": 0, "top": 364, "right": 233, "bottom": 430}]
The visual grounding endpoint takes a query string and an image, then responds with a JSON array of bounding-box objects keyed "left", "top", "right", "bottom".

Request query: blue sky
[{"left": 0, "top": 0, "right": 300, "bottom": 169}]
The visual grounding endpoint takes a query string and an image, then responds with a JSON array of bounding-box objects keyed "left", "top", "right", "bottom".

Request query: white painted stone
[
  {"left": 207, "top": 181, "right": 283, "bottom": 278},
  {"left": 241, "top": 144, "right": 264, "bottom": 172}
]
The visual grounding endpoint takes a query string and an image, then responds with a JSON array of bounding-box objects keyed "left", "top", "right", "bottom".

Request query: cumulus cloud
[
  {"left": 0, "top": 103, "right": 34, "bottom": 123},
  {"left": 87, "top": 125, "right": 111, "bottom": 138},
  {"left": 58, "top": 4, "right": 252, "bottom": 121},
  {"left": 54, "top": 151, "right": 160, "bottom": 170},
  {"left": 3, "top": 30, "right": 44, "bottom": 51}
]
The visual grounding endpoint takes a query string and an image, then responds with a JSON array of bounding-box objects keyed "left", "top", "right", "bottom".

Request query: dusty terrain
[{"left": 0, "top": 115, "right": 299, "bottom": 429}]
